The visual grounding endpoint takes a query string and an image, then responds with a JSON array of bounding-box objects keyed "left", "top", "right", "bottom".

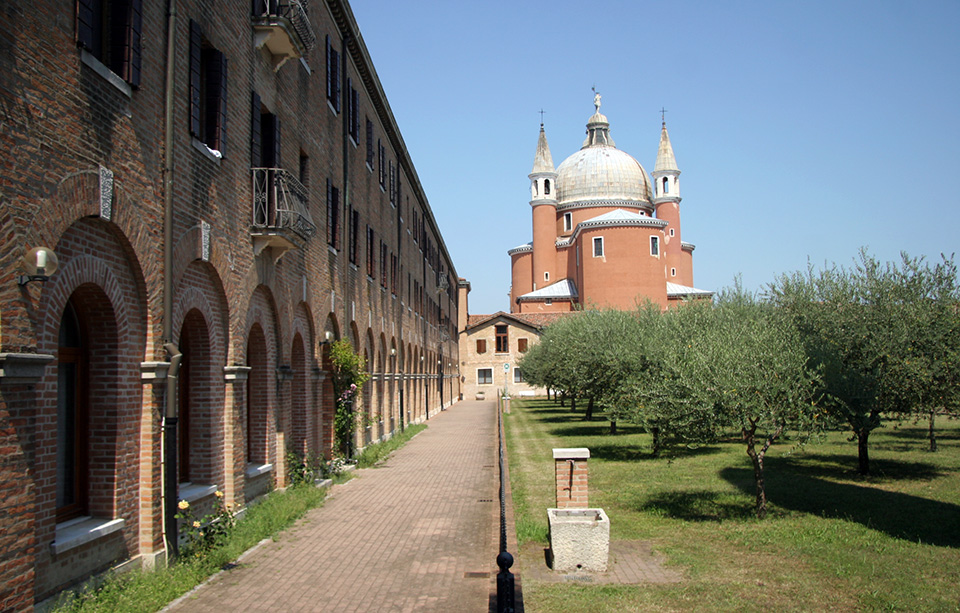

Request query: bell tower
[
  {"left": 652, "top": 116, "right": 689, "bottom": 285},
  {"left": 529, "top": 122, "right": 557, "bottom": 291}
]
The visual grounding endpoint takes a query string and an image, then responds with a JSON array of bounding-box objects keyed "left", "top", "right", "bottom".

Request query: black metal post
[{"left": 496, "top": 393, "right": 516, "bottom": 612}]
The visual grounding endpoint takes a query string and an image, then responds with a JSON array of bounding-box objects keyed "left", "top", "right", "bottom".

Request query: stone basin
[{"left": 547, "top": 507, "right": 609, "bottom": 572}]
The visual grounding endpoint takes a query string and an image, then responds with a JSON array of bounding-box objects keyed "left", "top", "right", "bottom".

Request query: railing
[
  {"left": 251, "top": 167, "right": 316, "bottom": 241},
  {"left": 496, "top": 394, "right": 517, "bottom": 613},
  {"left": 252, "top": 0, "right": 317, "bottom": 52}
]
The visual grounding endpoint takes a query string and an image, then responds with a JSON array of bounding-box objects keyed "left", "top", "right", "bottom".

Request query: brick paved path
[{"left": 167, "top": 400, "right": 500, "bottom": 613}]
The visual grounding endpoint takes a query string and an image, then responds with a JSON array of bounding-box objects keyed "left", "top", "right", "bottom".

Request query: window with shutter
[
  {"left": 76, "top": 0, "right": 142, "bottom": 87},
  {"left": 325, "top": 35, "right": 340, "bottom": 112},
  {"left": 326, "top": 180, "right": 340, "bottom": 250},
  {"left": 476, "top": 339, "right": 486, "bottom": 354},
  {"left": 190, "top": 20, "right": 227, "bottom": 152}
]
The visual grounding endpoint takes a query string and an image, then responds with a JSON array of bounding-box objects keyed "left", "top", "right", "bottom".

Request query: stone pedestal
[{"left": 547, "top": 508, "right": 610, "bottom": 572}]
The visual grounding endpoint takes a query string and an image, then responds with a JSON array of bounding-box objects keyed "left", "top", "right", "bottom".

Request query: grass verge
[
  {"left": 505, "top": 397, "right": 960, "bottom": 612},
  {"left": 51, "top": 483, "right": 328, "bottom": 613},
  {"left": 356, "top": 423, "right": 427, "bottom": 468}
]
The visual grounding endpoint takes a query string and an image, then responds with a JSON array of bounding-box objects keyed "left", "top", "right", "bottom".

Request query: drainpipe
[{"left": 162, "top": 0, "right": 180, "bottom": 561}]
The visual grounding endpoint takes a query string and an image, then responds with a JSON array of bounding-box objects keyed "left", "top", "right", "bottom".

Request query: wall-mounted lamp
[
  {"left": 17, "top": 247, "right": 59, "bottom": 286},
  {"left": 390, "top": 347, "right": 396, "bottom": 356},
  {"left": 320, "top": 330, "right": 334, "bottom": 346}
]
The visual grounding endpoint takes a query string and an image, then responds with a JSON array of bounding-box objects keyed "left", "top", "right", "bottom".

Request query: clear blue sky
[{"left": 350, "top": 1, "right": 960, "bottom": 316}]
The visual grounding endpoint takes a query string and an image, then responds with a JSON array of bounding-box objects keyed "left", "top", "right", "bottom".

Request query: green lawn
[{"left": 505, "top": 398, "right": 960, "bottom": 613}]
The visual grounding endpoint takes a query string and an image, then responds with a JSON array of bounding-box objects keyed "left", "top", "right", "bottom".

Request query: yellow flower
[
  {"left": 215, "top": 490, "right": 224, "bottom": 498},
  {"left": 178, "top": 500, "right": 190, "bottom": 510},
  {"left": 192, "top": 520, "right": 201, "bottom": 529}
]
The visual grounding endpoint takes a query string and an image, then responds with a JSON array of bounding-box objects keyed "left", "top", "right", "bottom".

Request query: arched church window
[
  {"left": 533, "top": 181, "right": 538, "bottom": 196},
  {"left": 544, "top": 179, "right": 550, "bottom": 195},
  {"left": 662, "top": 177, "right": 669, "bottom": 194}
]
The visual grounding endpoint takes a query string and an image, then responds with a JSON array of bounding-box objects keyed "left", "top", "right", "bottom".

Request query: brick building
[
  {"left": 0, "top": 0, "right": 460, "bottom": 607},
  {"left": 509, "top": 95, "right": 712, "bottom": 312}
]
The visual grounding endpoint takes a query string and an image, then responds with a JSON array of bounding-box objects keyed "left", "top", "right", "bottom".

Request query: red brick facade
[{"left": 0, "top": 0, "right": 459, "bottom": 607}]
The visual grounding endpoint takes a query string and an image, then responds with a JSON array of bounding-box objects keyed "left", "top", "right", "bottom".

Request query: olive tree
[{"left": 769, "top": 251, "right": 960, "bottom": 471}]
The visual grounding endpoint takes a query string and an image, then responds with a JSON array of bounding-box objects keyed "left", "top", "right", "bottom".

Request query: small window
[
  {"left": 514, "top": 368, "right": 524, "bottom": 383},
  {"left": 533, "top": 182, "right": 538, "bottom": 197},
  {"left": 544, "top": 179, "right": 551, "bottom": 195},
  {"left": 477, "top": 368, "right": 493, "bottom": 385},
  {"left": 650, "top": 236, "right": 659, "bottom": 256},
  {"left": 476, "top": 339, "right": 487, "bottom": 354},
  {"left": 518, "top": 338, "right": 528, "bottom": 353},
  {"left": 671, "top": 267, "right": 677, "bottom": 277},
  {"left": 564, "top": 212, "right": 572, "bottom": 232},
  {"left": 669, "top": 228, "right": 675, "bottom": 237},
  {"left": 545, "top": 299, "right": 552, "bottom": 306},
  {"left": 593, "top": 236, "right": 604, "bottom": 257},
  {"left": 544, "top": 272, "right": 549, "bottom": 282},
  {"left": 662, "top": 177, "right": 669, "bottom": 194},
  {"left": 495, "top": 325, "right": 508, "bottom": 353}
]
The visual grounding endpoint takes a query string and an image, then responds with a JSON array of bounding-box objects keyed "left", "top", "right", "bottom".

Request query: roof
[
  {"left": 531, "top": 125, "right": 555, "bottom": 174},
  {"left": 666, "top": 282, "right": 714, "bottom": 299},
  {"left": 464, "top": 311, "right": 571, "bottom": 332},
  {"left": 517, "top": 279, "right": 578, "bottom": 301},
  {"left": 654, "top": 122, "right": 679, "bottom": 173}
]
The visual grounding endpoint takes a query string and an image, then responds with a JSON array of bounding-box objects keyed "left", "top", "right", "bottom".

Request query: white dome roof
[{"left": 555, "top": 111, "right": 653, "bottom": 209}]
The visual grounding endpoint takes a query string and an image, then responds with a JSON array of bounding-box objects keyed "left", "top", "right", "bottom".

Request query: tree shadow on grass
[
  {"left": 720, "top": 463, "right": 960, "bottom": 548},
  {"left": 587, "top": 442, "right": 723, "bottom": 462},
  {"left": 639, "top": 490, "right": 755, "bottom": 522},
  {"left": 778, "top": 452, "right": 944, "bottom": 482},
  {"left": 547, "top": 424, "right": 645, "bottom": 438}
]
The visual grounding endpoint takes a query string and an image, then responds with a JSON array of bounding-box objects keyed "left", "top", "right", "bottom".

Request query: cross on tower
[
  {"left": 539, "top": 109, "right": 546, "bottom": 126},
  {"left": 660, "top": 107, "right": 668, "bottom": 125}
]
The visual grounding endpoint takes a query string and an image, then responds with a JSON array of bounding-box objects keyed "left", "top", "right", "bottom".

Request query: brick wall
[{"left": 0, "top": 0, "right": 461, "bottom": 606}]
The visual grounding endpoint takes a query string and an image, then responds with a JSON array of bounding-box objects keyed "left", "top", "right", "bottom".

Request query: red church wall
[
  {"left": 578, "top": 226, "right": 668, "bottom": 309},
  {"left": 510, "top": 252, "right": 533, "bottom": 310}
]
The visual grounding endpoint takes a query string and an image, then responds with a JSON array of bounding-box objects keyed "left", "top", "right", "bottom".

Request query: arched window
[
  {"left": 533, "top": 181, "right": 538, "bottom": 197},
  {"left": 662, "top": 177, "right": 669, "bottom": 194},
  {"left": 544, "top": 179, "right": 550, "bottom": 195},
  {"left": 57, "top": 299, "right": 88, "bottom": 522}
]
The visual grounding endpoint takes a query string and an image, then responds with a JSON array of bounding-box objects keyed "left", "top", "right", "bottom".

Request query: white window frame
[
  {"left": 593, "top": 236, "right": 604, "bottom": 257},
  {"left": 671, "top": 267, "right": 677, "bottom": 277},
  {"left": 563, "top": 212, "right": 572, "bottom": 232},
  {"left": 650, "top": 236, "right": 659, "bottom": 257}
]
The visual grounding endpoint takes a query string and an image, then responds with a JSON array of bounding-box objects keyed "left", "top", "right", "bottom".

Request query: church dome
[{"left": 555, "top": 109, "right": 653, "bottom": 209}]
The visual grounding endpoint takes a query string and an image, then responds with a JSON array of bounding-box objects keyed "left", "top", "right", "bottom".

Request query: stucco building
[
  {"left": 456, "top": 280, "right": 564, "bottom": 399},
  {"left": 509, "top": 96, "right": 711, "bottom": 312},
  {"left": 0, "top": 0, "right": 459, "bottom": 607}
]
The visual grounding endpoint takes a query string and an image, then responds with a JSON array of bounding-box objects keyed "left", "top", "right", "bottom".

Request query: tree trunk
[
  {"left": 743, "top": 426, "right": 767, "bottom": 519},
  {"left": 584, "top": 397, "right": 594, "bottom": 420},
  {"left": 651, "top": 427, "right": 662, "bottom": 457},
  {"left": 857, "top": 428, "right": 870, "bottom": 475},
  {"left": 929, "top": 409, "right": 938, "bottom": 452},
  {"left": 560, "top": 391, "right": 566, "bottom": 407},
  {"left": 610, "top": 420, "right": 617, "bottom": 435},
  {"left": 570, "top": 396, "right": 576, "bottom": 412}
]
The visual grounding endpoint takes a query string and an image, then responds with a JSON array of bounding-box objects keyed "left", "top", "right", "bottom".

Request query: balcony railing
[
  {"left": 251, "top": 167, "right": 316, "bottom": 241},
  {"left": 252, "top": 0, "right": 317, "bottom": 68}
]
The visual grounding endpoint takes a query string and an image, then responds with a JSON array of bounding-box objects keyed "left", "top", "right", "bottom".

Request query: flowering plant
[
  {"left": 174, "top": 491, "right": 237, "bottom": 559},
  {"left": 329, "top": 339, "right": 370, "bottom": 456}
]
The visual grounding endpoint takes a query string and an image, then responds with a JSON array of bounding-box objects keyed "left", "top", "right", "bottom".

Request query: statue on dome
[{"left": 593, "top": 90, "right": 602, "bottom": 113}]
